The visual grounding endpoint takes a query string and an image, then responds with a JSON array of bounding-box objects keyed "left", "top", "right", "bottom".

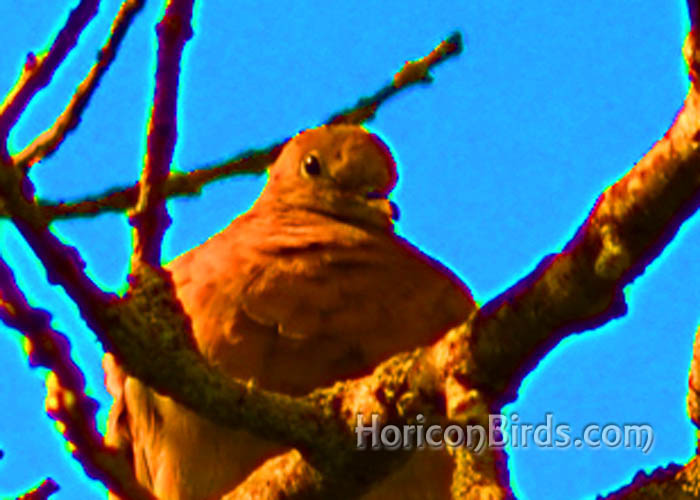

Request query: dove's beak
[{"left": 366, "top": 192, "right": 400, "bottom": 221}]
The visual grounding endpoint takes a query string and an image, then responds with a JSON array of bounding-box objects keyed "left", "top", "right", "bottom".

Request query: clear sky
[{"left": 0, "top": 1, "right": 697, "bottom": 499}]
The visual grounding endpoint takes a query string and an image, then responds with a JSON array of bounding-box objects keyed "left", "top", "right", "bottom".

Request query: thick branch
[
  {"left": 465, "top": 37, "right": 700, "bottom": 404},
  {"left": 12, "top": 0, "right": 146, "bottom": 170},
  {"left": 130, "top": 0, "right": 194, "bottom": 267},
  {"left": 112, "top": 267, "right": 512, "bottom": 498},
  {"left": 111, "top": 266, "right": 421, "bottom": 483},
  {"left": 0, "top": 0, "right": 99, "bottom": 159},
  {"left": 0, "top": 258, "right": 154, "bottom": 500}
]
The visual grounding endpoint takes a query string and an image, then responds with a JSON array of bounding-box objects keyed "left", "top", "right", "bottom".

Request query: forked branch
[
  {"left": 0, "top": 259, "right": 154, "bottom": 500},
  {"left": 11, "top": 0, "right": 146, "bottom": 171},
  {"left": 0, "top": 0, "right": 99, "bottom": 160}
]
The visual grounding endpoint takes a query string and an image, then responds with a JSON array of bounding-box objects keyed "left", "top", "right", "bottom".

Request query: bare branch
[
  {"left": 16, "top": 478, "right": 59, "bottom": 500},
  {"left": 111, "top": 263, "right": 399, "bottom": 465},
  {"left": 686, "top": 0, "right": 700, "bottom": 91},
  {"left": 0, "top": 0, "right": 100, "bottom": 159},
  {"left": 0, "top": 32, "right": 463, "bottom": 221},
  {"left": 130, "top": 0, "right": 194, "bottom": 267},
  {"left": 0, "top": 258, "right": 155, "bottom": 500},
  {"left": 100, "top": 264, "right": 510, "bottom": 498},
  {"left": 12, "top": 0, "right": 146, "bottom": 171},
  {"left": 98, "top": 264, "right": 449, "bottom": 496},
  {"left": 0, "top": 163, "right": 110, "bottom": 325},
  {"left": 0, "top": 143, "right": 275, "bottom": 220},
  {"left": 689, "top": 326, "right": 700, "bottom": 428},
  {"left": 464, "top": 34, "right": 700, "bottom": 405},
  {"left": 327, "top": 32, "right": 463, "bottom": 125}
]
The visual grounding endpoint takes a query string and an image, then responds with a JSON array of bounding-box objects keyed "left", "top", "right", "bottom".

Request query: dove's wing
[{"left": 165, "top": 206, "right": 475, "bottom": 395}]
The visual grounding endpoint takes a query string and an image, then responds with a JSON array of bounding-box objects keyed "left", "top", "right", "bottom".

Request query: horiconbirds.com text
[{"left": 355, "top": 412, "right": 654, "bottom": 454}]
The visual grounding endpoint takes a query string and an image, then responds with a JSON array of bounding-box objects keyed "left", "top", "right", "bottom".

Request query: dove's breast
[{"left": 169, "top": 209, "right": 476, "bottom": 394}]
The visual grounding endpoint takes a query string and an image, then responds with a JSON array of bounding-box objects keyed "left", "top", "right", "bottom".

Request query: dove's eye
[{"left": 301, "top": 153, "right": 322, "bottom": 177}]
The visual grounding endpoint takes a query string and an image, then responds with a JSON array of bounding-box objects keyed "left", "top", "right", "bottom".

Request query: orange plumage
[{"left": 104, "top": 125, "right": 476, "bottom": 499}]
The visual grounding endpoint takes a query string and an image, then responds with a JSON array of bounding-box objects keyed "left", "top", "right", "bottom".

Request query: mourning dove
[{"left": 104, "top": 124, "right": 477, "bottom": 499}]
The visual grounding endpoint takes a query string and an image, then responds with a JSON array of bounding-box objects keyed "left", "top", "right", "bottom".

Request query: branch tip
[
  {"left": 17, "top": 477, "right": 60, "bottom": 500},
  {"left": 13, "top": 0, "right": 146, "bottom": 170},
  {"left": 0, "top": 0, "right": 99, "bottom": 143}
]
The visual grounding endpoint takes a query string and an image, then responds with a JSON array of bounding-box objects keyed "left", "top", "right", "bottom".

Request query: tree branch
[
  {"left": 0, "top": 143, "right": 276, "bottom": 220},
  {"left": 0, "top": 258, "right": 155, "bottom": 500},
  {"left": 327, "top": 32, "right": 463, "bottom": 125},
  {"left": 0, "top": 164, "right": 110, "bottom": 314},
  {"left": 464, "top": 30, "right": 700, "bottom": 406},
  {"left": 0, "top": 0, "right": 100, "bottom": 160},
  {"left": 0, "top": 32, "right": 463, "bottom": 221},
  {"left": 108, "top": 266, "right": 513, "bottom": 498},
  {"left": 11, "top": 0, "right": 146, "bottom": 171},
  {"left": 16, "top": 478, "right": 60, "bottom": 500},
  {"left": 130, "top": 0, "right": 194, "bottom": 267}
]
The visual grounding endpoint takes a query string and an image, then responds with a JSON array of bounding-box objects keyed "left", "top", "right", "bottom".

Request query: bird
[{"left": 103, "top": 124, "right": 477, "bottom": 499}]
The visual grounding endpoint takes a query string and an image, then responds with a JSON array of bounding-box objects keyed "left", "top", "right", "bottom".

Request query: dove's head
[{"left": 261, "top": 125, "right": 399, "bottom": 228}]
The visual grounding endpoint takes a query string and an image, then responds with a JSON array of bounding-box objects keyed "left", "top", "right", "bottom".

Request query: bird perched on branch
[{"left": 104, "top": 124, "right": 477, "bottom": 499}]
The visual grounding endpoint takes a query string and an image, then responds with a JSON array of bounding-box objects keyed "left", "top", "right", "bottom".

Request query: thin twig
[
  {"left": 0, "top": 144, "right": 276, "bottom": 220},
  {"left": 0, "top": 258, "right": 155, "bottom": 500},
  {"left": 16, "top": 478, "right": 59, "bottom": 500},
  {"left": 12, "top": 0, "right": 146, "bottom": 171},
  {"left": 5, "top": 32, "right": 463, "bottom": 221},
  {"left": 327, "top": 32, "right": 463, "bottom": 125},
  {"left": 0, "top": 0, "right": 100, "bottom": 159},
  {"left": 130, "top": 0, "right": 195, "bottom": 267}
]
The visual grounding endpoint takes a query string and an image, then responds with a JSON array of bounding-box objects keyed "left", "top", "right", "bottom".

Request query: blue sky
[{"left": 0, "top": 1, "right": 697, "bottom": 499}]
